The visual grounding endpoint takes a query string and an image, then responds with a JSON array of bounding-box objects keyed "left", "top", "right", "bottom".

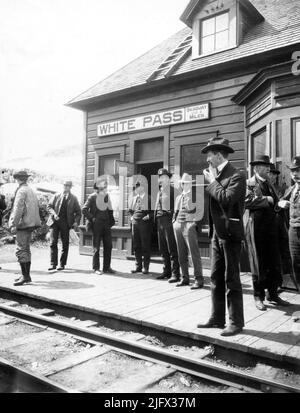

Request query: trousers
[
  {"left": 289, "top": 227, "right": 300, "bottom": 285},
  {"left": 92, "top": 220, "right": 112, "bottom": 271},
  {"left": 173, "top": 221, "right": 203, "bottom": 283},
  {"left": 132, "top": 220, "right": 152, "bottom": 270},
  {"left": 157, "top": 216, "right": 180, "bottom": 277},
  {"left": 50, "top": 221, "right": 70, "bottom": 267},
  {"left": 16, "top": 229, "right": 33, "bottom": 263},
  {"left": 210, "top": 234, "right": 244, "bottom": 328}
]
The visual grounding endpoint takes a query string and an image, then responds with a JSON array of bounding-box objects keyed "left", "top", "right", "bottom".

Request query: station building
[{"left": 67, "top": 0, "right": 300, "bottom": 264}]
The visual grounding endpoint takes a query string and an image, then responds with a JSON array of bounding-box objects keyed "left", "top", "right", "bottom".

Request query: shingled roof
[{"left": 67, "top": 0, "right": 300, "bottom": 108}]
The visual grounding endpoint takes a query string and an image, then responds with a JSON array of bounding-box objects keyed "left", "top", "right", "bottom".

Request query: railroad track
[{"left": 0, "top": 300, "right": 299, "bottom": 394}]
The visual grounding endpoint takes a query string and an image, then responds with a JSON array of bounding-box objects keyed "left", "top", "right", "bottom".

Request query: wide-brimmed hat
[
  {"left": 13, "top": 170, "right": 31, "bottom": 179},
  {"left": 158, "top": 168, "right": 172, "bottom": 178},
  {"left": 63, "top": 180, "right": 73, "bottom": 187},
  {"left": 202, "top": 138, "right": 235, "bottom": 154},
  {"left": 250, "top": 155, "right": 272, "bottom": 167},
  {"left": 269, "top": 163, "right": 280, "bottom": 175},
  {"left": 179, "top": 173, "right": 195, "bottom": 184},
  {"left": 287, "top": 156, "right": 300, "bottom": 171}
]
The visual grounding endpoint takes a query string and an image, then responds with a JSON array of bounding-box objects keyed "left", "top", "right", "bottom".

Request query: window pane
[
  {"left": 99, "top": 154, "right": 120, "bottom": 186},
  {"left": 216, "top": 12, "right": 229, "bottom": 32},
  {"left": 276, "top": 120, "right": 282, "bottom": 158},
  {"left": 215, "top": 30, "right": 229, "bottom": 50},
  {"left": 202, "top": 17, "right": 215, "bottom": 36},
  {"left": 253, "top": 129, "right": 267, "bottom": 159},
  {"left": 202, "top": 34, "right": 215, "bottom": 54},
  {"left": 296, "top": 121, "right": 300, "bottom": 156}
]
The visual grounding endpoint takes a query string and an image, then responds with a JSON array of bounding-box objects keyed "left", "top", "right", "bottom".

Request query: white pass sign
[{"left": 97, "top": 104, "right": 210, "bottom": 137}]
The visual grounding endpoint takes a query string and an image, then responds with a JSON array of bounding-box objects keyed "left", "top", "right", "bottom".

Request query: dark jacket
[
  {"left": 82, "top": 193, "right": 115, "bottom": 231},
  {"left": 154, "top": 185, "right": 176, "bottom": 221},
  {"left": 128, "top": 193, "right": 153, "bottom": 222},
  {"left": 0, "top": 194, "right": 6, "bottom": 226},
  {"left": 47, "top": 192, "right": 81, "bottom": 228},
  {"left": 206, "top": 162, "right": 246, "bottom": 241},
  {"left": 244, "top": 175, "right": 279, "bottom": 276}
]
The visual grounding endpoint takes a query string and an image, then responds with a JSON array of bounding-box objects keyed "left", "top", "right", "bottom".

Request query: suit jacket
[
  {"left": 82, "top": 193, "right": 115, "bottom": 231},
  {"left": 206, "top": 162, "right": 246, "bottom": 241},
  {"left": 128, "top": 193, "right": 153, "bottom": 222},
  {"left": 154, "top": 185, "right": 175, "bottom": 221},
  {"left": 173, "top": 189, "right": 202, "bottom": 223},
  {"left": 47, "top": 192, "right": 81, "bottom": 228}
]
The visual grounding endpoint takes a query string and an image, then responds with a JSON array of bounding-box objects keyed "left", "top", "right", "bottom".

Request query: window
[
  {"left": 252, "top": 128, "right": 268, "bottom": 159},
  {"left": 98, "top": 154, "right": 120, "bottom": 186},
  {"left": 292, "top": 118, "right": 300, "bottom": 156},
  {"left": 201, "top": 12, "right": 229, "bottom": 55}
]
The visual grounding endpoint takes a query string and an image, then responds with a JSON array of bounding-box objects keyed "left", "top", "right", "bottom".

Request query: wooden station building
[{"left": 67, "top": 0, "right": 300, "bottom": 263}]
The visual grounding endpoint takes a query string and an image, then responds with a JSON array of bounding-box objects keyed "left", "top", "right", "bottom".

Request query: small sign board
[
  {"left": 114, "top": 161, "right": 135, "bottom": 177},
  {"left": 97, "top": 103, "right": 210, "bottom": 137}
]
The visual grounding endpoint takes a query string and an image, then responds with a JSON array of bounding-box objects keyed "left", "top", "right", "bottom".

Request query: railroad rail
[{"left": 0, "top": 302, "right": 299, "bottom": 394}]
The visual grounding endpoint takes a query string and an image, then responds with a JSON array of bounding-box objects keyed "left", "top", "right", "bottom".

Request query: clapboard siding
[{"left": 275, "top": 75, "right": 300, "bottom": 96}]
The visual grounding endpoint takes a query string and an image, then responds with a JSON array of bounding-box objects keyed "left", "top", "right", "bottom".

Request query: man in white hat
[
  {"left": 9, "top": 170, "right": 41, "bottom": 286},
  {"left": 173, "top": 173, "right": 204, "bottom": 289},
  {"left": 47, "top": 181, "right": 81, "bottom": 271}
]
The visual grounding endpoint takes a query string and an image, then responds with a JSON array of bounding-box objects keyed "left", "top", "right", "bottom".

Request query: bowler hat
[
  {"left": 158, "top": 168, "right": 172, "bottom": 178},
  {"left": 201, "top": 137, "right": 235, "bottom": 154},
  {"left": 179, "top": 173, "right": 195, "bottom": 184},
  {"left": 63, "top": 180, "right": 73, "bottom": 187},
  {"left": 13, "top": 170, "right": 31, "bottom": 179},
  {"left": 269, "top": 163, "right": 280, "bottom": 175},
  {"left": 250, "top": 155, "right": 272, "bottom": 167},
  {"left": 287, "top": 156, "right": 300, "bottom": 171}
]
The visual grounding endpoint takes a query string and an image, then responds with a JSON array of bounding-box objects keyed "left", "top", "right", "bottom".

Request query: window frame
[
  {"left": 292, "top": 117, "right": 300, "bottom": 157},
  {"left": 200, "top": 11, "right": 230, "bottom": 55}
]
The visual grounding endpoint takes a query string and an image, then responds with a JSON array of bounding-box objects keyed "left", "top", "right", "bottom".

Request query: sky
[{"left": 0, "top": 0, "right": 187, "bottom": 166}]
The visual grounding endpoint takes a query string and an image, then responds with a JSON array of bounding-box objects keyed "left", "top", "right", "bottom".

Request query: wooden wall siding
[
  {"left": 83, "top": 72, "right": 256, "bottom": 202},
  {"left": 246, "top": 87, "right": 272, "bottom": 127},
  {"left": 275, "top": 75, "right": 300, "bottom": 108}
]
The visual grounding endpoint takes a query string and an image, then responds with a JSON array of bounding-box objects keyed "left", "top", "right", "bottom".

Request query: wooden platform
[{"left": 1, "top": 246, "right": 300, "bottom": 366}]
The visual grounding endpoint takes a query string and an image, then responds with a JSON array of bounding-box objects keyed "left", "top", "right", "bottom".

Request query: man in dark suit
[
  {"left": 82, "top": 179, "right": 116, "bottom": 275},
  {"left": 47, "top": 181, "right": 81, "bottom": 272},
  {"left": 154, "top": 168, "right": 180, "bottom": 283},
  {"left": 244, "top": 155, "right": 289, "bottom": 311},
  {"left": 197, "top": 138, "right": 246, "bottom": 337},
  {"left": 129, "top": 181, "right": 153, "bottom": 275}
]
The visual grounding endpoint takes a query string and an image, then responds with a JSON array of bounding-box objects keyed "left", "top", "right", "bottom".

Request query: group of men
[{"left": 1, "top": 137, "right": 300, "bottom": 338}]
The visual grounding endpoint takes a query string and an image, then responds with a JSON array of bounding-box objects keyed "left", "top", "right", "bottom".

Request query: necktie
[{"left": 293, "top": 187, "right": 300, "bottom": 203}]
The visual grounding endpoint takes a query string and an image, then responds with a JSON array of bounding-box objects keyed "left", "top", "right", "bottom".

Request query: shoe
[
  {"left": 176, "top": 280, "right": 189, "bottom": 287},
  {"left": 142, "top": 269, "right": 149, "bottom": 275},
  {"left": 197, "top": 320, "right": 225, "bottom": 329},
  {"left": 57, "top": 266, "right": 65, "bottom": 271},
  {"left": 94, "top": 270, "right": 103, "bottom": 275},
  {"left": 48, "top": 266, "right": 57, "bottom": 272},
  {"left": 168, "top": 275, "right": 180, "bottom": 284},
  {"left": 267, "top": 296, "right": 290, "bottom": 307},
  {"left": 255, "top": 299, "right": 267, "bottom": 311},
  {"left": 14, "top": 276, "right": 31, "bottom": 286},
  {"left": 156, "top": 274, "right": 170, "bottom": 280},
  {"left": 131, "top": 268, "right": 143, "bottom": 274},
  {"left": 220, "top": 326, "right": 243, "bottom": 337},
  {"left": 191, "top": 281, "right": 204, "bottom": 290},
  {"left": 103, "top": 268, "right": 116, "bottom": 274}
]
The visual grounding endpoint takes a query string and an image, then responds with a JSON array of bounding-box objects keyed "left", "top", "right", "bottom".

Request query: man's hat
[
  {"left": 201, "top": 137, "right": 235, "bottom": 154},
  {"left": 13, "top": 170, "right": 31, "bottom": 179},
  {"left": 269, "top": 163, "right": 280, "bottom": 175},
  {"left": 158, "top": 168, "right": 172, "bottom": 178},
  {"left": 179, "top": 173, "right": 195, "bottom": 184},
  {"left": 63, "top": 180, "right": 73, "bottom": 187},
  {"left": 250, "top": 155, "right": 272, "bottom": 167},
  {"left": 287, "top": 156, "right": 300, "bottom": 171}
]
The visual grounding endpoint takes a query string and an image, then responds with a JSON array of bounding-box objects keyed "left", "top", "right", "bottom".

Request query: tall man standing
[
  {"left": 197, "top": 138, "right": 246, "bottom": 337},
  {"left": 279, "top": 156, "right": 300, "bottom": 288},
  {"left": 154, "top": 168, "right": 180, "bottom": 283},
  {"left": 244, "top": 155, "right": 289, "bottom": 311},
  {"left": 82, "top": 179, "right": 116, "bottom": 275},
  {"left": 9, "top": 170, "right": 41, "bottom": 286},
  {"left": 47, "top": 181, "right": 81, "bottom": 272}
]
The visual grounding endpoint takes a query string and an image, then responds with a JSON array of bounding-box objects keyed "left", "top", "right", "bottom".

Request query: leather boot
[
  {"left": 14, "top": 263, "right": 30, "bottom": 286},
  {"left": 25, "top": 262, "right": 32, "bottom": 282}
]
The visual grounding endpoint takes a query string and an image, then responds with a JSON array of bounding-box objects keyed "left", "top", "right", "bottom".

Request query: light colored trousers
[
  {"left": 173, "top": 221, "right": 203, "bottom": 283},
  {"left": 16, "top": 229, "right": 33, "bottom": 263}
]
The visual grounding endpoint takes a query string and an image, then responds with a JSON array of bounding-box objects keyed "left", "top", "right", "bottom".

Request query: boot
[
  {"left": 14, "top": 263, "right": 30, "bottom": 286},
  {"left": 25, "top": 262, "right": 32, "bottom": 282}
]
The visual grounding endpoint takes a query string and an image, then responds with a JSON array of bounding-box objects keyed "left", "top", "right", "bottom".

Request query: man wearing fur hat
[
  {"left": 173, "top": 173, "right": 204, "bottom": 289},
  {"left": 47, "top": 181, "right": 81, "bottom": 272},
  {"left": 9, "top": 170, "right": 41, "bottom": 286},
  {"left": 244, "top": 155, "right": 289, "bottom": 311}
]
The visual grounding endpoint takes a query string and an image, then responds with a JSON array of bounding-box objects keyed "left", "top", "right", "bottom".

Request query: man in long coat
[
  {"left": 197, "top": 138, "right": 246, "bottom": 337},
  {"left": 244, "top": 155, "right": 289, "bottom": 311},
  {"left": 9, "top": 170, "right": 41, "bottom": 286}
]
